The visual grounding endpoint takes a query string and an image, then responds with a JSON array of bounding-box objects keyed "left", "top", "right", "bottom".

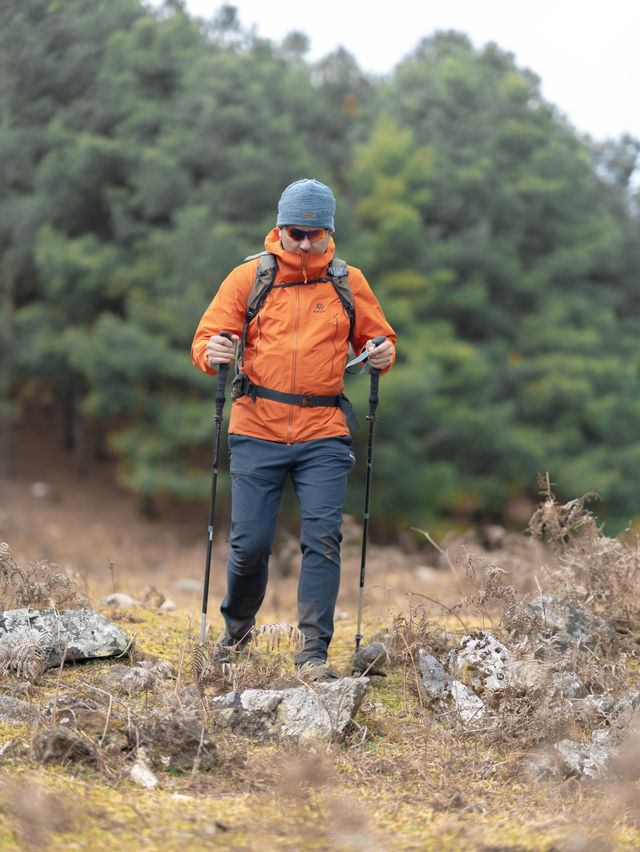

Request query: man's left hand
[{"left": 366, "top": 338, "right": 394, "bottom": 370}]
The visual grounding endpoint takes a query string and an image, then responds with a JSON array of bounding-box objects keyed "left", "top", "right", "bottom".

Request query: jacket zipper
[
  {"left": 287, "top": 285, "right": 300, "bottom": 445},
  {"left": 330, "top": 314, "right": 339, "bottom": 378},
  {"left": 286, "top": 255, "right": 308, "bottom": 444}
]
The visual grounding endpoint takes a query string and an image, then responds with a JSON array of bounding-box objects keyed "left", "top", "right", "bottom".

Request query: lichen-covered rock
[
  {"left": 0, "top": 608, "right": 130, "bottom": 667},
  {"left": 352, "top": 643, "right": 389, "bottom": 676},
  {"left": 552, "top": 671, "right": 588, "bottom": 699},
  {"left": 0, "top": 695, "right": 42, "bottom": 724},
  {"left": 102, "top": 660, "right": 173, "bottom": 695},
  {"left": 553, "top": 730, "right": 615, "bottom": 779},
  {"left": 518, "top": 595, "right": 615, "bottom": 653},
  {"left": 417, "top": 650, "right": 487, "bottom": 726},
  {"left": 446, "top": 630, "right": 513, "bottom": 696},
  {"left": 571, "top": 694, "right": 614, "bottom": 724},
  {"left": 610, "top": 690, "right": 640, "bottom": 724},
  {"left": 212, "top": 677, "right": 368, "bottom": 742},
  {"left": 136, "top": 708, "right": 218, "bottom": 771}
]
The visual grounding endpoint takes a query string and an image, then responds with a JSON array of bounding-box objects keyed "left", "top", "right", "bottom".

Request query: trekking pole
[
  {"left": 355, "top": 336, "right": 386, "bottom": 652},
  {"left": 199, "top": 331, "right": 233, "bottom": 646}
]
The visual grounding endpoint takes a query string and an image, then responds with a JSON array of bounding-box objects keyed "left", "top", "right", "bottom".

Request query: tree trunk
[
  {"left": 94, "top": 418, "right": 108, "bottom": 461},
  {"left": 140, "top": 494, "right": 157, "bottom": 519},
  {"left": 73, "top": 391, "right": 86, "bottom": 476},
  {"left": 0, "top": 418, "right": 13, "bottom": 480},
  {"left": 0, "top": 275, "right": 15, "bottom": 479},
  {"left": 59, "top": 382, "right": 74, "bottom": 450}
]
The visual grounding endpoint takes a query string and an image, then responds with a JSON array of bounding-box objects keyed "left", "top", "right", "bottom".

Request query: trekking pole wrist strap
[{"left": 231, "top": 373, "right": 360, "bottom": 430}]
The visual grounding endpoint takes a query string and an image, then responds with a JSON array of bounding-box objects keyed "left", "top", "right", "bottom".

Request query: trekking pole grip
[
  {"left": 368, "top": 372, "right": 380, "bottom": 412},
  {"left": 367, "top": 335, "right": 385, "bottom": 412},
  {"left": 215, "top": 331, "right": 233, "bottom": 408}
]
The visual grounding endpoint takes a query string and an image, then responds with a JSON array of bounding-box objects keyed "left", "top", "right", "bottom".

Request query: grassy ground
[
  {"left": 2, "top": 428, "right": 640, "bottom": 850},
  {"left": 1, "top": 591, "right": 640, "bottom": 852}
]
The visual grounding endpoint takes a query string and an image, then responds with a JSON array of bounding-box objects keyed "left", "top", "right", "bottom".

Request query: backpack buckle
[{"left": 231, "top": 373, "right": 257, "bottom": 402}]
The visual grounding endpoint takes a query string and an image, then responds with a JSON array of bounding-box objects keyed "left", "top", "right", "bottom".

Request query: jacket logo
[{"left": 313, "top": 302, "right": 326, "bottom": 313}]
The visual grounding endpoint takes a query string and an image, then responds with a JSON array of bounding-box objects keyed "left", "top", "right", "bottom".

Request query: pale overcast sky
[{"left": 152, "top": 0, "right": 640, "bottom": 143}]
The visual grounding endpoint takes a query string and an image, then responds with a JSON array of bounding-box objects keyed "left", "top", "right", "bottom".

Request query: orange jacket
[{"left": 191, "top": 228, "right": 396, "bottom": 444}]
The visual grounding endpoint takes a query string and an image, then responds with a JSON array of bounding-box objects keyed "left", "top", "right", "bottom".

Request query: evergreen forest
[{"left": 2, "top": 0, "right": 640, "bottom": 535}]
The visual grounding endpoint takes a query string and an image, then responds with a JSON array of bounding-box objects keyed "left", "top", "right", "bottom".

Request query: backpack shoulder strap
[
  {"left": 245, "top": 252, "right": 278, "bottom": 319},
  {"left": 327, "top": 256, "right": 355, "bottom": 342},
  {"left": 239, "top": 252, "right": 278, "bottom": 366},
  {"left": 239, "top": 253, "right": 355, "bottom": 365}
]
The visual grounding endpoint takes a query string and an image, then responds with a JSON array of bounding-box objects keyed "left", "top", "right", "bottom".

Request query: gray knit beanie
[{"left": 276, "top": 179, "right": 335, "bottom": 230}]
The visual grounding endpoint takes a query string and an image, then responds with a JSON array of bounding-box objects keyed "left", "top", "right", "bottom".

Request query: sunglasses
[{"left": 282, "top": 226, "right": 330, "bottom": 242}]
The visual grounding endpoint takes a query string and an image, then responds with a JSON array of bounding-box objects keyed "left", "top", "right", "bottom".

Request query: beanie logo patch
[{"left": 301, "top": 212, "right": 316, "bottom": 218}]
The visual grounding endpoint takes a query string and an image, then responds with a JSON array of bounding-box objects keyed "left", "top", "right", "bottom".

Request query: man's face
[{"left": 279, "top": 225, "right": 331, "bottom": 253}]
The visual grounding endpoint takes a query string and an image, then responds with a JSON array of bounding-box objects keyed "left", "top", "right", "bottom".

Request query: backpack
[
  {"left": 232, "top": 251, "right": 360, "bottom": 430},
  {"left": 238, "top": 252, "right": 355, "bottom": 367}
]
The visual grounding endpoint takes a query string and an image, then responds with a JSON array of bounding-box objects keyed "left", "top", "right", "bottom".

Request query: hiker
[{"left": 191, "top": 178, "right": 396, "bottom": 682}]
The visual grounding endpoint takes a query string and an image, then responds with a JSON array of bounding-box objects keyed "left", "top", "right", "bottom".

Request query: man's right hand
[{"left": 206, "top": 333, "right": 239, "bottom": 368}]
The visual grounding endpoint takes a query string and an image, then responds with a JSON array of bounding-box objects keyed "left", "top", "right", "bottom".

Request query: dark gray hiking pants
[{"left": 220, "top": 434, "right": 355, "bottom": 663}]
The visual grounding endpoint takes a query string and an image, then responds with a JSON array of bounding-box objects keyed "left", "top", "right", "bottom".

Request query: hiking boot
[
  {"left": 213, "top": 630, "right": 251, "bottom": 664},
  {"left": 296, "top": 659, "right": 339, "bottom": 683}
]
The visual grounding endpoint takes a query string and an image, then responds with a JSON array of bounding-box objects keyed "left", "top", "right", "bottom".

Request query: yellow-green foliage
[{"left": 1, "top": 596, "right": 640, "bottom": 852}]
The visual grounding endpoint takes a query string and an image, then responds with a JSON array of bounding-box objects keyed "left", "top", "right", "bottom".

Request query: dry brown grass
[
  {"left": 528, "top": 474, "right": 640, "bottom": 625},
  {"left": 0, "top": 541, "right": 84, "bottom": 612},
  {"left": 3, "top": 464, "right": 640, "bottom": 849}
]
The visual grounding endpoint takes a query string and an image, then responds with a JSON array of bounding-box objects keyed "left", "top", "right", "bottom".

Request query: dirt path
[{"left": 0, "top": 410, "right": 439, "bottom": 625}]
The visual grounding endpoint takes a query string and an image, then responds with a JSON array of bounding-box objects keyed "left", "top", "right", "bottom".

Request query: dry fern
[
  {"left": 528, "top": 475, "right": 640, "bottom": 623},
  {"left": 191, "top": 622, "right": 304, "bottom": 692},
  {"left": 0, "top": 633, "right": 50, "bottom": 682},
  {"left": 450, "top": 552, "right": 520, "bottom": 638},
  {"left": 249, "top": 622, "right": 305, "bottom": 655},
  {"left": 0, "top": 542, "right": 82, "bottom": 611}
]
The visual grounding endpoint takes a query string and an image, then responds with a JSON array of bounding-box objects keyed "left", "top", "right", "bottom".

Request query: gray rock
[
  {"left": 446, "top": 630, "right": 513, "bottom": 696},
  {"left": 33, "top": 726, "right": 96, "bottom": 765},
  {"left": 102, "top": 660, "right": 173, "bottom": 694},
  {"left": 137, "top": 709, "right": 218, "bottom": 771},
  {"left": 552, "top": 671, "right": 588, "bottom": 699},
  {"left": 352, "top": 643, "right": 389, "bottom": 676},
  {"left": 212, "top": 677, "right": 368, "bottom": 742},
  {"left": 44, "top": 693, "right": 94, "bottom": 719},
  {"left": 131, "top": 757, "right": 159, "bottom": 789},
  {"left": 170, "top": 579, "right": 203, "bottom": 594},
  {"left": 102, "top": 664, "right": 157, "bottom": 694},
  {"left": 545, "top": 690, "right": 640, "bottom": 779},
  {"left": 553, "top": 730, "right": 616, "bottom": 779},
  {"left": 0, "top": 608, "right": 130, "bottom": 667},
  {"left": 417, "top": 650, "right": 487, "bottom": 726},
  {"left": 571, "top": 694, "right": 615, "bottom": 724},
  {"left": 508, "top": 658, "right": 552, "bottom": 691},
  {"left": 0, "top": 695, "right": 42, "bottom": 724},
  {"left": 98, "top": 593, "right": 143, "bottom": 608},
  {"left": 611, "top": 689, "right": 640, "bottom": 723},
  {"left": 0, "top": 682, "right": 33, "bottom": 699},
  {"left": 30, "top": 481, "right": 53, "bottom": 499},
  {"left": 522, "top": 746, "right": 571, "bottom": 781},
  {"left": 520, "top": 595, "right": 615, "bottom": 652}
]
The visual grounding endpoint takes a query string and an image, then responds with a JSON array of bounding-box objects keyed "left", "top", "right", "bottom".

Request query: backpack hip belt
[{"left": 231, "top": 372, "right": 360, "bottom": 430}]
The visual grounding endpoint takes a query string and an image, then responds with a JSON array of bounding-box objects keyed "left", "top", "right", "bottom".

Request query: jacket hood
[{"left": 264, "top": 227, "right": 336, "bottom": 283}]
